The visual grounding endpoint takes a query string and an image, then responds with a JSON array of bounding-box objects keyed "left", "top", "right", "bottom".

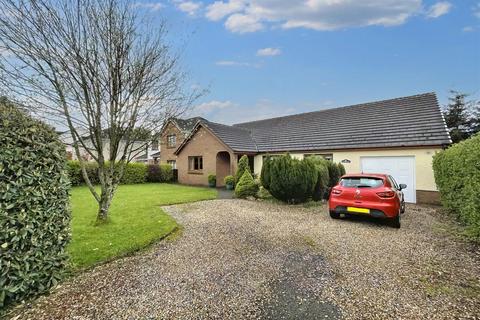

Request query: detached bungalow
[{"left": 160, "top": 93, "right": 451, "bottom": 204}]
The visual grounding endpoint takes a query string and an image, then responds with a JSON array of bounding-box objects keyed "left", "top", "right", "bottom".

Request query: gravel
[{"left": 9, "top": 200, "right": 480, "bottom": 319}]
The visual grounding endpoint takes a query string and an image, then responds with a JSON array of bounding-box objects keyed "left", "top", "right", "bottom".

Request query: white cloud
[
  {"left": 215, "top": 60, "right": 259, "bottom": 67},
  {"left": 194, "top": 100, "right": 235, "bottom": 114},
  {"left": 225, "top": 13, "right": 264, "bottom": 33},
  {"left": 190, "top": 98, "right": 335, "bottom": 125},
  {"left": 257, "top": 47, "right": 282, "bottom": 56},
  {"left": 426, "top": 1, "right": 452, "bottom": 18},
  {"left": 174, "top": 0, "right": 202, "bottom": 16},
  {"left": 474, "top": 3, "right": 480, "bottom": 18},
  {"left": 201, "top": 0, "right": 426, "bottom": 33},
  {"left": 462, "top": 26, "right": 474, "bottom": 32},
  {"left": 132, "top": 2, "right": 164, "bottom": 11},
  {"left": 206, "top": 0, "right": 246, "bottom": 21}
]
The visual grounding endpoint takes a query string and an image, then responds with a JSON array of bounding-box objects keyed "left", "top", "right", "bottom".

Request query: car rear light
[
  {"left": 331, "top": 188, "right": 342, "bottom": 195},
  {"left": 376, "top": 190, "right": 395, "bottom": 198}
]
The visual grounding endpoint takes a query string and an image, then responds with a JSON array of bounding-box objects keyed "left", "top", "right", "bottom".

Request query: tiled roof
[
  {"left": 174, "top": 117, "right": 206, "bottom": 133},
  {"left": 233, "top": 92, "right": 451, "bottom": 152},
  {"left": 175, "top": 93, "right": 451, "bottom": 154},
  {"left": 202, "top": 121, "right": 258, "bottom": 152}
]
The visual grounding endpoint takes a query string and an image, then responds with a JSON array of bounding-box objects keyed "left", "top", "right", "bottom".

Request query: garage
[{"left": 361, "top": 156, "right": 416, "bottom": 203}]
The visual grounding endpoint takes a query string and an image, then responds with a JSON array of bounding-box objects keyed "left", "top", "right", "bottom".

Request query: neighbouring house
[
  {"left": 159, "top": 93, "right": 451, "bottom": 204},
  {"left": 59, "top": 131, "right": 160, "bottom": 163}
]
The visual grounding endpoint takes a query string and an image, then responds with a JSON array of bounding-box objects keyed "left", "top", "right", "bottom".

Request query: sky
[{"left": 135, "top": 1, "right": 478, "bottom": 124}]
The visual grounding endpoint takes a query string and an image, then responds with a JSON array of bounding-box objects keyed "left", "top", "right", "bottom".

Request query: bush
[
  {"left": 433, "top": 134, "right": 480, "bottom": 240},
  {"left": 260, "top": 155, "right": 272, "bottom": 190},
  {"left": 0, "top": 102, "right": 70, "bottom": 310},
  {"left": 120, "top": 162, "right": 147, "bottom": 184},
  {"left": 235, "top": 155, "right": 250, "bottom": 184},
  {"left": 306, "top": 158, "right": 330, "bottom": 201},
  {"left": 235, "top": 170, "right": 259, "bottom": 198},
  {"left": 326, "top": 161, "right": 341, "bottom": 188},
  {"left": 146, "top": 164, "right": 173, "bottom": 183},
  {"left": 224, "top": 175, "right": 235, "bottom": 185},
  {"left": 338, "top": 163, "right": 346, "bottom": 176},
  {"left": 208, "top": 174, "right": 216, "bottom": 187},
  {"left": 66, "top": 160, "right": 99, "bottom": 186},
  {"left": 267, "top": 154, "right": 317, "bottom": 204}
]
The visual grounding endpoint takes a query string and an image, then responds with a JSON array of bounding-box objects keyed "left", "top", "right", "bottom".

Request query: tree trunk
[
  {"left": 96, "top": 174, "right": 116, "bottom": 222},
  {"left": 97, "top": 189, "right": 113, "bottom": 222}
]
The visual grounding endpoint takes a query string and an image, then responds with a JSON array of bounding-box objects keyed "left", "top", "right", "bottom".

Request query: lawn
[{"left": 68, "top": 183, "right": 217, "bottom": 269}]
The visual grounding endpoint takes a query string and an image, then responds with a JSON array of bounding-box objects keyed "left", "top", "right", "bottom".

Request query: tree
[
  {"left": 260, "top": 155, "right": 272, "bottom": 189},
  {"left": 235, "top": 155, "right": 250, "bottom": 184},
  {"left": 0, "top": 0, "right": 198, "bottom": 221},
  {"left": 442, "top": 91, "right": 475, "bottom": 143}
]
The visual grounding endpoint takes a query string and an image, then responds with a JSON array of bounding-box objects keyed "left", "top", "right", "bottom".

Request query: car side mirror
[{"left": 399, "top": 184, "right": 407, "bottom": 190}]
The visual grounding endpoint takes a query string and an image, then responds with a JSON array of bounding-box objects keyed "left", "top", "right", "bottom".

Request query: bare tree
[{"left": 0, "top": 0, "right": 198, "bottom": 221}]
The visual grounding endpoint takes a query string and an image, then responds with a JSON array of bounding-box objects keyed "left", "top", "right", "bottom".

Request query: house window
[
  {"left": 188, "top": 156, "right": 203, "bottom": 172},
  {"left": 167, "top": 160, "right": 177, "bottom": 169},
  {"left": 304, "top": 154, "right": 333, "bottom": 161},
  {"left": 167, "top": 134, "right": 176, "bottom": 148},
  {"left": 151, "top": 140, "right": 159, "bottom": 151}
]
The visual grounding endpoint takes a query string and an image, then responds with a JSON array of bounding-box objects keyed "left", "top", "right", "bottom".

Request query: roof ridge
[{"left": 233, "top": 92, "right": 437, "bottom": 127}]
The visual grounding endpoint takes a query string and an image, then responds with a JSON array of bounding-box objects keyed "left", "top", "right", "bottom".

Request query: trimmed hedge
[
  {"left": 146, "top": 164, "right": 173, "bottom": 183},
  {"left": 0, "top": 102, "right": 70, "bottom": 310},
  {"left": 433, "top": 134, "right": 480, "bottom": 240},
  {"left": 121, "top": 162, "right": 147, "bottom": 184},
  {"left": 67, "top": 161, "right": 175, "bottom": 186},
  {"left": 235, "top": 170, "right": 258, "bottom": 198},
  {"left": 266, "top": 154, "right": 317, "bottom": 204}
]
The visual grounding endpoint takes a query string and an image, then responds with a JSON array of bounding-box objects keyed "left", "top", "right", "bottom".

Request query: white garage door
[{"left": 360, "top": 156, "right": 416, "bottom": 203}]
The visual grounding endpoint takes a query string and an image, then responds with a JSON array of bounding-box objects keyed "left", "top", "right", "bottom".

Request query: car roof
[{"left": 342, "top": 173, "right": 388, "bottom": 179}]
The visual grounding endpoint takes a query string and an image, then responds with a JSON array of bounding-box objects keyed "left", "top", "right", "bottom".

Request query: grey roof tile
[
  {"left": 233, "top": 92, "right": 451, "bottom": 152},
  {"left": 175, "top": 93, "right": 451, "bottom": 153}
]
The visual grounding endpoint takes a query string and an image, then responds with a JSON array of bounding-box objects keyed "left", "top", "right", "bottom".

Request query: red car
[{"left": 328, "top": 173, "right": 406, "bottom": 228}]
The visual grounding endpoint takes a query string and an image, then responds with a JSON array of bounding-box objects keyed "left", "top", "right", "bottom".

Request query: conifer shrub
[
  {"left": 235, "top": 170, "right": 258, "bottom": 198},
  {"left": 235, "top": 155, "right": 250, "bottom": 184},
  {"left": 267, "top": 154, "right": 317, "bottom": 204}
]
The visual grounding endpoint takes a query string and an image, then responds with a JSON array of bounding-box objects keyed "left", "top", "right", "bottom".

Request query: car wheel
[
  {"left": 400, "top": 201, "right": 405, "bottom": 214},
  {"left": 329, "top": 210, "right": 340, "bottom": 219},
  {"left": 391, "top": 211, "right": 401, "bottom": 229}
]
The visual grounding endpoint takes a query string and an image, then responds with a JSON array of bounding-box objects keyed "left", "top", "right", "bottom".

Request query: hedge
[
  {"left": 146, "top": 164, "right": 173, "bottom": 183},
  {"left": 0, "top": 102, "right": 70, "bottom": 311},
  {"left": 67, "top": 161, "right": 174, "bottom": 186},
  {"left": 433, "top": 134, "right": 480, "bottom": 240}
]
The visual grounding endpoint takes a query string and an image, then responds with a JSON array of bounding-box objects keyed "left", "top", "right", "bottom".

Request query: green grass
[{"left": 68, "top": 183, "right": 217, "bottom": 269}]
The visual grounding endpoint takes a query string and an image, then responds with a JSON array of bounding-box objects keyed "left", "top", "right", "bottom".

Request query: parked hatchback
[{"left": 328, "top": 173, "right": 406, "bottom": 228}]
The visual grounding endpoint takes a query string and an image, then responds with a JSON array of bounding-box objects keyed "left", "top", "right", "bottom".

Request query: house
[
  {"left": 159, "top": 93, "right": 451, "bottom": 204},
  {"left": 59, "top": 131, "right": 160, "bottom": 163}
]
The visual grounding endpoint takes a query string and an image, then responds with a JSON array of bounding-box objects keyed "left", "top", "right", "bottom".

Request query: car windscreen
[{"left": 340, "top": 177, "right": 384, "bottom": 188}]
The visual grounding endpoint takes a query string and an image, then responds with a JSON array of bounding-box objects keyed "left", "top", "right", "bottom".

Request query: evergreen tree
[
  {"left": 443, "top": 91, "right": 473, "bottom": 143},
  {"left": 235, "top": 155, "right": 250, "bottom": 184},
  {"left": 260, "top": 155, "right": 272, "bottom": 189}
]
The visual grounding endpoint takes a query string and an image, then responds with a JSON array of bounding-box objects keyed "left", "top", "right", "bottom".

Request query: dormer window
[{"left": 167, "top": 134, "right": 176, "bottom": 148}]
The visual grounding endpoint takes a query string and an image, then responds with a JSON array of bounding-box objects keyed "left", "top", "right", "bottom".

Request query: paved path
[
  {"left": 10, "top": 200, "right": 480, "bottom": 319},
  {"left": 216, "top": 187, "right": 234, "bottom": 199}
]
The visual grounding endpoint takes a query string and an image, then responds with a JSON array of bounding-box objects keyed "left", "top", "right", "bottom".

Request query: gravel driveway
[{"left": 10, "top": 200, "right": 480, "bottom": 319}]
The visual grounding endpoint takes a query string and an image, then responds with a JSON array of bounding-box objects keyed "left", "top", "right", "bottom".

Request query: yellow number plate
[{"left": 347, "top": 207, "right": 370, "bottom": 214}]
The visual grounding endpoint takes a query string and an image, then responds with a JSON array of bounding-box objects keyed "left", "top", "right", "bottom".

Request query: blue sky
[{"left": 136, "top": 0, "right": 480, "bottom": 124}]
